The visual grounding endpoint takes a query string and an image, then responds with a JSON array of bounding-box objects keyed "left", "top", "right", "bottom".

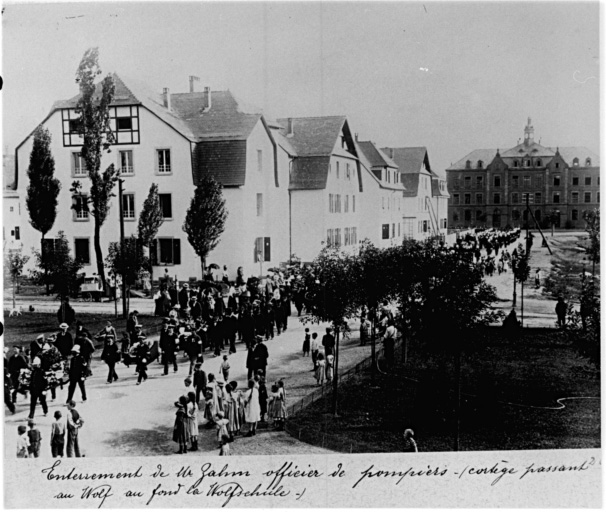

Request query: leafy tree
[
  {"left": 106, "top": 235, "right": 149, "bottom": 309},
  {"left": 545, "top": 209, "right": 560, "bottom": 236},
  {"left": 26, "top": 126, "right": 61, "bottom": 294},
  {"left": 30, "top": 231, "right": 83, "bottom": 300},
  {"left": 299, "top": 246, "right": 362, "bottom": 415},
  {"left": 512, "top": 243, "right": 531, "bottom": 325},
  {"left": 70, "top": 47, "right": 118, "bottom": 290},
  {"left": 567, "top": 274, "right": 600, "bottom": 370},
  {"left": 182, "top": 176, "right": 228, "bottom": 275},
  {"left": 137, "top": 183, "right": 164, "bottom": 288},
  {"left": 4, "top": 250, "right": 29, "bottom": 309}
]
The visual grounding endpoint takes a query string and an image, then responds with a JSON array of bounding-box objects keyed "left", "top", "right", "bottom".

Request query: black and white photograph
[{"left": 2, "top": 1, "right": 601, "bottom": 508}]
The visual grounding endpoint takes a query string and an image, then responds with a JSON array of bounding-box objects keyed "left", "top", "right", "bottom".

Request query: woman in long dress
[{"left": 243, "top": 379, "right": 261, "bottom": 436}]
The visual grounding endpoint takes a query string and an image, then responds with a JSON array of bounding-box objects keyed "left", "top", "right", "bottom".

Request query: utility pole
[{"left": 118, "top": 179, "right": 128, "bottom": 318}]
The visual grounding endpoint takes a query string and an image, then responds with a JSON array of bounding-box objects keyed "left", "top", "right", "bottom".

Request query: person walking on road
[
  {"left": 101, "top": 335, "right": 120, "bottom": 384},
  {"left": 55, "top": 323, "right": 73, "bottom": 359},
  {"left": 28, "top": 357, "right": 49, "bottom": 419},
  {"left": 66, "top": 346, "right": 87, "bottom": 403},
  {"left": 322, "top": 328, "right": 335, "bottom": 356}
]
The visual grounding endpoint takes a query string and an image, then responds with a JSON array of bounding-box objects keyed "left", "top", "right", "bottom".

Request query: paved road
[{"left": 4, "top": 230, "right": 584, "bottom": 457}]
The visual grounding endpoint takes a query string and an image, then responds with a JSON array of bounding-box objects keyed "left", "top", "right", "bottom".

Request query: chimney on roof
[
  {"left": 162, "top": 88, "right": 171, "bottom": 110},
  {"left": 203, "top": 87, "right": 212, "bottom": 112},
  {"left": 354, "top": 133, "right": 358, "bottom": 142},
  {"left": 286, "top": 118, "right": 294, "bottom": 137},
  {"left": 189, "top": 75, "right": 200, "bottom": 93},
  {"left": 390, "top": 148, "right": 395, "bottom": 159}
]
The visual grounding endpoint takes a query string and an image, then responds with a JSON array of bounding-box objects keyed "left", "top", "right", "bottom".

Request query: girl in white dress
[{"left": 243, "top": 379, "right": 261, "bottom": 436}]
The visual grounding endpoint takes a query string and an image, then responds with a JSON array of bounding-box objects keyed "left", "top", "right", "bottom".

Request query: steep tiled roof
[
  {"left": 276, "top": 116, "right": 346, "bottom": 156},
  {"left": 51, "top": 73, "right": 140, "bottom": 110},
  {"left": 551, "top": 147, "right": 600, "bottom": 167},
  {"left": 271, "top": 129, "right": 298, "bottom": 157},
  {"left": 192, "top": 140, "right": 248, "bottom": 187},
  {"left": 447, "top": 149, "right": 499, "bottom": 171},
  {"left": 3, "top": 155, "right": 16, "bottom": 190},
  {"left": 383, "top": 147, "right": 429, "bottom": 174},
  {"left": 170, "top": 91, "right": 260, "bottom": 141},
  {"left": 289, "top": 156, "right": 331, "bottom": 190},
  {"left": 357, "top": 141, "right": 398, "bottom": 169}
]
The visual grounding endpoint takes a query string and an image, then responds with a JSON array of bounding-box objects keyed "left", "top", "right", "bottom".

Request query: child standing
[
  {"left": 258, "top": 373, "right": 268, "bottom": 422},
  {"left": 302, "top": 328, "right": 310, "bottom": 356},
  {"left": 220, "top": 355, "right": 230, "bottom": 382},
  {"left": 186, "top": 391, "right": 199, "bottom": 451},
  {"left": 16, "top": 425, "right": 29, "bottom": 458},
  {"left": 50, "top": 410, "right": 65, "bottom": 458},
  {"left": 215, "top": 412, "right": 229, "bottom": 446},
  {"left": 315, "top": 352, "right": 325, "bottom": 386},
  {"left": 219, "top": 434, "right": 231, "bottom": 456},
  {"left": 27, "top": 419, "right": 42, "bottom": 458},
  {"left": 173, "top": 403, "right": 188, "bottom": 454}
]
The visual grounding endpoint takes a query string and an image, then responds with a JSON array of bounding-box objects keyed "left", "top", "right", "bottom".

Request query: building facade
[
  {"left": 11, "top": 74, "right": 449, "bottom": 282},
  {"left": 447, "top": 119, "right": 599, "bottom": 229}
]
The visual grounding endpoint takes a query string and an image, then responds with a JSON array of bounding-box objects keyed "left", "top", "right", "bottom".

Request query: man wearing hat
[
  {"left": 74, "top": 332, "right": 95, "bottom": 378},
  {"left": 160, "top": 324, "right": 179, "bottom": 375},
  {"left": 66, "top": 345, "right": 88, "bottom": 403},
  {"left": 101, "top": 335, "right": 120, "bottom": 383},
  {"left": 40, "top": 341, "right": 62, "bottom": 401},
  {"left": 178, "top": 283, "right": 190, "bottom": 313},
  {"left": 55, "top": 323, "right": 73, "bottom": 359},
  {"left": 28, "top": 357, "right": 49, "bottom": 419}
]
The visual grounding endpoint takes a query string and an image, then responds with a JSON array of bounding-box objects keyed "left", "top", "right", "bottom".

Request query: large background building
[{"left": 446, "top": 119, "right": 599, "bottom": 230}]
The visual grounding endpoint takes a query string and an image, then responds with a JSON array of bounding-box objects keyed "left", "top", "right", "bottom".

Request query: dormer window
[
  {"left": 586, "top": 158, "right": 592, "bottom": 166},
  {"left": 513, "top": 160, "right": 519, "bottom": 168},
  {"left": 477, "top": 160, "right": 483, "bottom": 169},
  {"left": 536, "top": 159, "right": 541, "bottom": 167},
  {"left": 465, "top": 160, "right": 471, "bottom": 169},
  {"left": 525, "top": 159, "right": 531, "bottom": 167},
  {"left": 573, "top": 158, "right": 579, "bottom": 167}
]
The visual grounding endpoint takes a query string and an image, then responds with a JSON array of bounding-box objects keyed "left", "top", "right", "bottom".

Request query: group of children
[
  {"left": 302, "top": 328, "right": 334, "bottom": 386},
  {"left": 172, "top": 363, "right": 288, "bottom": 455}
]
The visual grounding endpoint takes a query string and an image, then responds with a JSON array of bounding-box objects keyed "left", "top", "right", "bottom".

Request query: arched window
[
  {"left": 573, "top": 157, "right": 579, "bottom": 167},
  {"left": 586, "top": 158, "right": 592, "bottom": 167},
  {"left": 477, "top": 160, "right": 483, "bottom": 169},
  {"left": 465, "top": 160, "right": 471, "bottom": 169}
]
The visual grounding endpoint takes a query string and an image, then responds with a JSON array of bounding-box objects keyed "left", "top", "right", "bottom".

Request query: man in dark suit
[
  {"left": 253, "top": 335, "right": 269, "bottom": 379},
  {"left": 66, "top": 346, "right": 88, "bottom": 403},
  {"left": 322, "top": 327, "right": 336, "bottom": 356},
  {"left": 189, "top": 295, "right": 203, "bottom": 320},
  {"left": 8, "top": 346, "right": 29, "bottom": 403},
  {"left": 160, "top": 325, "right": 179, "bottom": 375},
  {"left": 55, "top": 323, "right": 73, "bottom": 359},
  {"left": 30, "top": 335, "right": 46, "bottom": 363},
  {"left": 29, "top": 357, "right": 48, "bottom": 419},
  {"left": 178, "top": 283, "right": 190, "bottom": 313}
]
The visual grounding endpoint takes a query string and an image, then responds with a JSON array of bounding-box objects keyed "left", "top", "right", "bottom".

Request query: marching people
[
  {"left": 135, "top": 338, "right": 151, "bottom": 385},
  {"left": 30, "top": 334, "right": 45, "bottom": 362},
  {"left": 253, "top": 335, "right": 269, "bottom": 379},
  {"left": 74, "top": 332, "right": 95, "bottom": 377},
  {"left": 8, "top": 346, "right": 28, "bottom": 403},
  {"left": 160, "top": 324, "right": 179, "bottom": 375}
]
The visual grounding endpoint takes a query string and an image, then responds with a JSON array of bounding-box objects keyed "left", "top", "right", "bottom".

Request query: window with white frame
[
  {"left": 157, "top": 149, "right": 171, "bottom": 174},
  {"left": 72, "top": 153, "right": 87, "bottom": 177},
  {"left": 346, "top": 163, "right": 351, "bottom": 179},
  {"left": 73, "top": 195, "right": 89, "bottom": 220},
  {"left": 345, "top": 195, "right": 349, "bottom": 213},
  {"left": 344, "top": 227, "right": 350, "bottom": 246},
  {"left": 122, "top": 193, "right": 135, "bottom": 219},
  {"left": 571, "top": 192, "right": 579, "bottom": 204},
  {"left": 351, "top": 227, "right": 357, "bottom": 245},
  {"left": 119, "top": 150, "right": 134, "bottom": 175}
]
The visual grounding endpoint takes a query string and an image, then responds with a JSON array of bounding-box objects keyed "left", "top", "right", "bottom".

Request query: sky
[{"left": 2, "top": 1, "right": 601, "bottom": 175}]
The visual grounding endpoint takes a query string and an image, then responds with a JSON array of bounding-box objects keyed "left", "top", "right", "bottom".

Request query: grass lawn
[
  {"left": 4, "top": 312, "right": 163, "bottom": 349},
  {"left": 287, "top": 327, "right": 600, "bottom": 452}
]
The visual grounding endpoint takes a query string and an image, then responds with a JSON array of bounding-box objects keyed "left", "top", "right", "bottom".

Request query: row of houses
[{"left": 6, "top": 74, "right": 449, "bottom": 280}]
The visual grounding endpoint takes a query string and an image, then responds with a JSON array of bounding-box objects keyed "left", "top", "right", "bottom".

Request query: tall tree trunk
[
  {"left": 93, "top": 219, "right": 106, "bottom": 291},
  {"left": 332, "top": 329, "right": 340, "bottom": 417},
  {"left": 42, "top": 234, "right": 49, "bottom": 295}
]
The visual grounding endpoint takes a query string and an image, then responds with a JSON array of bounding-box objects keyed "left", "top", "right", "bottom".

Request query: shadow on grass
[{"left": 104, "top": 426, "right": 174, "bottom": 456}]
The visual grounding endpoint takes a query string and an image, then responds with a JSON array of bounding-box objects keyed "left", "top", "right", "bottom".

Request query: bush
[{"left": 565, "top": 220, "right": 574, "bottom": 229}]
